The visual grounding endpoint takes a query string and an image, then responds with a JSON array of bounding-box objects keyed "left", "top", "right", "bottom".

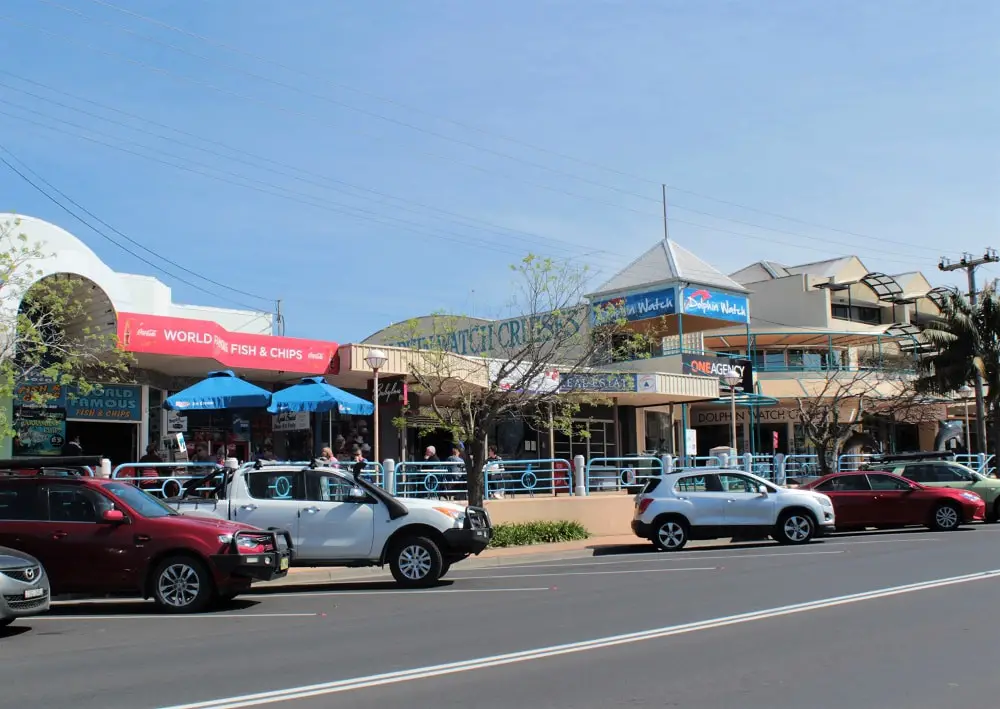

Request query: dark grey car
[{"left": 0, "top": 546, "right": 50, "bottom": 626}]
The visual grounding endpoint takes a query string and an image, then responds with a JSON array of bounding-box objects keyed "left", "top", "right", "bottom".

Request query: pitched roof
[{"left": 591, "top": 239, "right": 747, "bottom": 298}]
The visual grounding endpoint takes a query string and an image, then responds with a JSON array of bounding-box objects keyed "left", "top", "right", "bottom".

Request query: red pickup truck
[{"left": 0, "top": 463, "right": 292, "bottom": 613}]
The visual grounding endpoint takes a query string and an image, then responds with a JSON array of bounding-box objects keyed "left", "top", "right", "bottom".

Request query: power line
[
  {"left": 0, "top": 100, "right": 940, "bottom": 282},
  {"left": 0, "top": 144, "right": 272, "bottom": 312},
  {"left": 6, "top": 7, "right": 951, "bottom": 259},
  {"left": 81, "top": 0, "right": 950, "bottom": 255}
]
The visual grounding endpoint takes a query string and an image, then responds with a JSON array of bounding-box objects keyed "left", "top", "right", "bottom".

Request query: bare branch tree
[{"left": 384, "top": 255, "right": 649, "bottom": 505}]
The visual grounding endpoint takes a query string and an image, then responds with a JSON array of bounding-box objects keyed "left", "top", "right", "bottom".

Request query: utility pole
[
  {"left": 274, "top": 299, "right": 285, "bottom": 336},
  {"left": 939, "top": 249, "right": 999, "bottom": 454}
]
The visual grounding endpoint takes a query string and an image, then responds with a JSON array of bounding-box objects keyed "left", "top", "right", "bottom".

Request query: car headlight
[
  {"left": 961, "top": 492, "right": 981, "bottom": 502},
  {"left": 818, "top": 495, "right": 833, "bottom": 508},
  {"left": 218, "top": 534, "right": 234, "bottom": 544},
  {"left": 433, "top": 507, "right": 466, "bottom": 528}
]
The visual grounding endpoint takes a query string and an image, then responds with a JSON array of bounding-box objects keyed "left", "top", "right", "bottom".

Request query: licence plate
[
  {"left": 280, "top": 557, "right": 289, "bottom": 571},
  {"left": 24, "top": 588, "right": 45, "bottom": 600}
]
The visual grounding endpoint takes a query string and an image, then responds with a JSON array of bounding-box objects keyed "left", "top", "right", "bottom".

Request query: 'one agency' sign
[
  {"left": 682, "top": 354, "right": 753, "bottom": 392},
  {"left": 681, "top": 287, "right": 749, "bottom": 323}
]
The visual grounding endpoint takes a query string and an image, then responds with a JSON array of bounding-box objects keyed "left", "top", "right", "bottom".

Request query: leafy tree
[
  {"left": 916, "top": 286, "right": 1000, "bottom": 455},
  {"left": 0, "top": 217, "right": 134, "bottom": 438},
  {"left": 383, "top": 255, "right": 652, "bottom": 506}
]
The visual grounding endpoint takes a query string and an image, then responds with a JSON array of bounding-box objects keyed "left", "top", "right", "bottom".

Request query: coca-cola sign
[{"left": 118, "top": 312, "right": 338, "bottom": 375}]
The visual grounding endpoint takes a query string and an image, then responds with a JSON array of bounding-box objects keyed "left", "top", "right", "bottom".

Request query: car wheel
[
  {"left": 152, "top": 555, "right": 214, "bottom": 613},
  {"left": 930, "top": 502, "right": 962, "bottom": 531},
  {"left": 652, "top": 517, "right": 689, "bottom": 551},
  {"left": 774, "top": 511, "right": 815, "bottom": 545},
  {"left": 389, "top": 536, "right": 444, "bottom": 588}
]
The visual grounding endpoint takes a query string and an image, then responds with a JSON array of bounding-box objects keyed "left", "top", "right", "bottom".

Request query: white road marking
[
  {"left": 256, "top": 587, "right": 552, "bottom": 599},
  {"left": 453, "top": 566, "right": 718, "bottom": 581},
  {"left": 36, "top": 613, "right": 320, "bottom": 621},
  {"left": 159, "top": 569, "right": 1000, "bottom": 709},
  {"left": 455, "top": 550, "right": 845, "bottom": 572}
]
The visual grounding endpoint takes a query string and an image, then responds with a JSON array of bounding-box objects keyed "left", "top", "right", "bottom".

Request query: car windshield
[{"left": 103, "top": 482, "right": 178, "bottom": 518}]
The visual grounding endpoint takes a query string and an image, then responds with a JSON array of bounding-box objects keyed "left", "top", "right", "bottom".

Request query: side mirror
[
  {"left": 758, "top": 485, "right": 769, "bottom": 495},
  {"left": 101, "top": 509, "right": 126, "bottom": 524},
  {"left": 348, "top": 487, "right": 367, "bottom": 502}
]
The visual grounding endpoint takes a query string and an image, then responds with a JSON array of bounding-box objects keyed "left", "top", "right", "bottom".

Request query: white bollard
[
  {"left": 662, "top": 454, "right": 673, "bottom": 474},
  {"left": 99, "top": 458, "right": 111, "bottom": 478},
  {"left": 574, "top": 454, "right": 587, "bottom": 497},
  {"left": 382, "top": 459, "right": 395, "bottom": 494}
]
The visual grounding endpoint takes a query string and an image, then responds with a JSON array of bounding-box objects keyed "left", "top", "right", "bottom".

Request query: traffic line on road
[
  {"left": 452, "top": 566, "right": 719, "bottom": 580},
  {"left": 257, "top": 587, "right": 553, "bottom": 599},
  {"left": 158, "top": 568, "right": 1000, "bottom": 709},
  {"left": 455, "top": 549, "right": 845, "bottom": 573},
  {"left": 36, "top": 613, "right": 321, "bottom": 621}
]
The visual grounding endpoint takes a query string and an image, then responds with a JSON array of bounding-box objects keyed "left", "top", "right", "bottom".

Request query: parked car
[
  {"left": 631, "top": 469, "right": 836, "bottom": 551},
  {"left": 166, "top": 460, "right": 492, "bottom": 587},
  {"left": 876, "top": 459, "right": 1000, "bottom": 521},
  {"left": 801, "top": 471, "right": 986, "bottom": 531},
  {"left": 0, "top": 465, "right": 292, "bottom": 613},
  {"left": 0, "top": 546, "right": 50, "bottom": 627}
]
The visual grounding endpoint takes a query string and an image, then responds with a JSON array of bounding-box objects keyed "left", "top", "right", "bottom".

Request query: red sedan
[{"left": 802, "top": 471, "right": 985, "bottom": 532}]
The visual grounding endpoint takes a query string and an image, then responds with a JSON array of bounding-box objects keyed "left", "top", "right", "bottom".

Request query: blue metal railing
[
  {"left": 112, "top": 461, "right": 224, "bottom": 497},
  {"left": 585, "top": 456, "right": 664, "bottom": 492},
  {"left": 485, "top": 458, "right": 573, "bottom": 498},
  {"left": 394, "top": 461, "right": 468, "bottom": 499}
]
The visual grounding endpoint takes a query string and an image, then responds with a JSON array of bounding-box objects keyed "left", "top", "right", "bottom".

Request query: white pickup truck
[{"left": 165, "top": 460, "right": 492, "bottom": 587}]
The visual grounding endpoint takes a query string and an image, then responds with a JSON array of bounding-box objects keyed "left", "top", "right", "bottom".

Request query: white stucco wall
[{"left": 2, "top": 214, "right": 272, "bottom": 334}]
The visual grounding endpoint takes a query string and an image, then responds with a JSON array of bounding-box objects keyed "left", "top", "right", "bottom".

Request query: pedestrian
[
  {"left": 138, "top": 443, "right": 162, "bottom": 490},
  {"left": 139, "top": 443, "right": 162, "bottom": 464},
  {"left": 321, "top": 446, "right": 335, "bottom": 462},
  {"left": 486, "top": 445, "right": 507, "bottom": 499},
  {"left": 423, "top": 445, "right": 440, "bottom": 462},
  {"left": 350, "top": 444, "right": 367, "bottom": 481},
  {"left": 61, "top": 434, "right": 83, "bottom": 457},
  {"left": 445, "top": 446, "right": 466, "bottom": 499}
]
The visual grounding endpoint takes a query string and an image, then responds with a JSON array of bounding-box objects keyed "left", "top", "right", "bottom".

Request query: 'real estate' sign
[
  {"left": 118, "top": 312, "right": 338, "bottom": 374},
  {"left": 682, "top": 354, "right": 753, "bottom": 392},
  {"left": 591, "top": 286, "right": 677, "bottom": 325},
  {"left": 681, "top": 287, "right": 749, "bottom": 323},
  {"left": 559, "top": 372, "right": 639, "bottom": 393}
]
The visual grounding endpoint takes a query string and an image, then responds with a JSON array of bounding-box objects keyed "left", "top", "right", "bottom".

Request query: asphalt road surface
[{"left": 5, "top": 527, "right": 1000, "bottom": 709}]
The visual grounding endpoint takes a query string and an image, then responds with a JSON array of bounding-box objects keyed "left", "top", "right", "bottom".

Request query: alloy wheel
[
  {"left": 398, "top": 544, "right": 433, "bottom": 580},
  {"left": 157, "top": 563, "right": 201, "bottom": 609},
  {"left": 783, "top": 515, "right": 812, "bottom": 542},
  {"left": 657, "top": 521, "right": 686, "bottom": 549},
  {"left": 935, "top": 505, "right": 959, "bottom": 530}
]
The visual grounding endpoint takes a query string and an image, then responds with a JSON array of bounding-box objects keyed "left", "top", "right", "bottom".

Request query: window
[
  {"left": 246, "top": 470, "right": 304, "bottom": 501},
  {"left": 718, "top": 474, "right": 757, "bottom": 493},
  {"left": 305, "top": 472, "right": 357, "bottom": 502},
  {"left": 894, "top": 465, "right": 932, "bottom": 482},
  {"left": 0, "top": 482, "right": 46, "bottom": 520},
  {"left": 855, "top": 306, "right": 881, "bottom": 324},
  {"left": 46, "top": 484, "right": 113, "bottom": 523},
  {"left": 816, "top": 475, "right": 871, "bottom": 492},
  {"left": 940, "top": 464, "right": 977, "bottom": 482},
  {"left": 831, "top": 304, "right": 851, "bottom": 320},
  {"left": 104, "top": 483, "right": 176, "bottom": 518},
  {"left": 867, "top": 474, "right": 911, "bottom": 491},
  {"left": 675, "top": 474, "right": 724, "bottom": 493}
]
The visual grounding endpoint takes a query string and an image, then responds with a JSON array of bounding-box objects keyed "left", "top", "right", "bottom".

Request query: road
[{"left": 4, "top": 527, "right": 1000, "bottom": 709}]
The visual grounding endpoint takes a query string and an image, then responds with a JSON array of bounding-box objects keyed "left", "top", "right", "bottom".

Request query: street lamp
[
  {"left": 721, "top": 374, "right": 743, "bottom": 455},
  {"left": 365, "top": 348, "right": 389, "bottom": 464},
  {"left": 958, "top": 384, "right": 975, "bottom": 453}
]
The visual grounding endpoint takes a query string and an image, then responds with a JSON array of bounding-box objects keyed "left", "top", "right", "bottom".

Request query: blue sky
[{"left": 1, "top": 0, "right": 997, "bottom": 341}]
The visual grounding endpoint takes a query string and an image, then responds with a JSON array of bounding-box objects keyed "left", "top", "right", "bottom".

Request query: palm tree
[{"left": 916, "top": 285, "right": 1000, "bottom": 456}]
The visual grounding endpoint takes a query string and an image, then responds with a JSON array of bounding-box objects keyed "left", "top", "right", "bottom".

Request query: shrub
[{"left": 488, "top": 520, "right": 589, "bottom": 548}]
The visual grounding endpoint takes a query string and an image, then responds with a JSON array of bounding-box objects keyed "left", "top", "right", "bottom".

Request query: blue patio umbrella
[
  {"left": 163, "top": 370, "right": 272, "bottom": 411},
  {"left": 267, "top": 376, "right": 374, "bottom": 415}
]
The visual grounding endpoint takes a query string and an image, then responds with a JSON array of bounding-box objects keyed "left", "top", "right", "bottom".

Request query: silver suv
[{"left": 0, "top": 547, "right": 50, "bottom": 627}]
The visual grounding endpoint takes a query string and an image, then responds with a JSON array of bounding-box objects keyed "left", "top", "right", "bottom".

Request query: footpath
[{"left": 259, "top": 534, "right": 744, "bottom": 588}]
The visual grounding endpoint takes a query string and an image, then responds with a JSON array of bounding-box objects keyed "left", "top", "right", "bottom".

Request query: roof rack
[{"left": 875, "top": 452, "right": 956, "bottom": 463}]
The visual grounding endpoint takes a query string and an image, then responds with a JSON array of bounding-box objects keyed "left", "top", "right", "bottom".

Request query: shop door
[{"left": 554, "top": 420, "right": 616, "bottom": 462}]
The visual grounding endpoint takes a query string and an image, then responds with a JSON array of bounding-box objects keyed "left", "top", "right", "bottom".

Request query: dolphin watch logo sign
[{"left": 683, "top": 287, "right": 749, "bottom": 321}]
